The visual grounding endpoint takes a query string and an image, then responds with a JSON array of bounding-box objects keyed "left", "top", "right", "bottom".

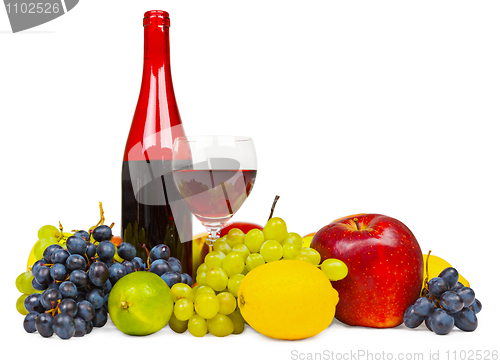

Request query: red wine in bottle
[{"left": 122, "top": 10, "right": 192, "bottom": 274}]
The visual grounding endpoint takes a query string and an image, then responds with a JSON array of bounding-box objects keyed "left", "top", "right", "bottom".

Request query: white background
[{"left": 1, "top": 0, "right": 499, "bottom": 362}]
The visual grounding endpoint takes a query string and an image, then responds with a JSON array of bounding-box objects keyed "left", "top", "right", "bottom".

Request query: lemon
[
  {"left": 108, "top": 271, "right": 173, "bottom": 336},
  {"left": 423, "top": 254, "right": 470, "bottom": 291},
  {"left": 238, "top": 260, "right": 338, "bottom": 340}
]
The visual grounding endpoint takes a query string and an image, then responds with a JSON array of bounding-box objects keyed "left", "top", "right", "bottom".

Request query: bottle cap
[{"left": 144, "top": 10, "right": 170, "bottom": 27}]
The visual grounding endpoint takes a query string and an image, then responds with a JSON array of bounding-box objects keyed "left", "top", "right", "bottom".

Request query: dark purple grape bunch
[
  {"left": 145, "top": 244, "right": 192, "bottom": 288},
  {"left": 404, "top": 267, "right": 481, "bottom": 335}
]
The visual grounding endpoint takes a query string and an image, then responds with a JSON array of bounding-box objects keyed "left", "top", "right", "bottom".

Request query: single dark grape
[
  {"left": 456, "top": 287, "right": 475, "bottom": 307},
  {"left": 122, "top": 260, "right": 135, "bottom": 274},
  {"left": 51, "top": 249, "right": 69, "bottom": 265},
  {"left": 109, "top": 263, "right": 127, "bottom": 285},
  {"left": 25, "top": 293, "right": 45, "bottom": 313},
  {"left": 86, "top": 320, "right": 93, "bottom": 334},
  {"left": 471, "top": 299, "right": 482, "bottom": 314},
  {"left": 428, "top": 277, "right": 448, "bottom": 297},
  {"left": 92, "top": 306, "right": 108, "bottom": 328},
  {"left": 150, "top": 244, "right": 170, "bottom": 262},
  {"left": 74, "top": 316, "right": 87, "bottom": 337},
  {"left": 86, "top": 288, "right": 105, "bottom": 309},
  {"left": 429, "top": 308, "right": 454, "bottom": 335},
  {"left": 74, "top": 230, "right": 90, "bottom": 241},
  {"left": 66, "top": 254, "right": 86, "bottom": 271},
  {"left": 74, "top": 291, "right": 86, "bottom": 303},
  {"left": 86, "top": 242, "right": 97, "bottom": 258},
  {"left": 88, "top": 261, "right": 110, "bottom": 286},
  {"left": 76, "top": 300, "right": 95, "bottom": 321},
  {"left": 425, "top": 314, "right": 433, "bottom": 332},
  {"left": 412, "top": 296, "right": 435, "bottom": 317},
  {"left": 92, "top": 225, "right": 112, "bottom": 242},
  {"left": 181, "top": 273, "right": 192, "bottom": 286},
  {"left": 440, "top": 291, "right": 464, "bottom": 313},
  {"left": 32, "top": 278, "right": 48, "bottom": 291},
  {"left": 96, "top": 241, "right": 115, "bottom": 260},
  {"left": 32, "top": 259, "right": 47, "bottom": 276},
  {"left": 23, "top": 313, "right": 38, "bottom": 333},
  {"left": 43, "top": 244, "right": 63, "bottom": 263},
  {"left": 150, "top": 259, "right": 171, "bottom": 276},
  {"left": 160, "top": 271, "right": 182, "bottom": 288},
  {"left": 35, "top": 313, "right": 54, "bottom": 338},
  {"left": 41, "top": 288, "right": 62, "bottom": 310},
  {"left": 451, "top": 281, "right": 464, "bottom": 292},
  {"left": 33, "top": 265, "right": 51, "bottom": 285},
  {"left": 133, "top": 257, "right": 146, "bottom": 271},
  {"left": 453, "top": 307, "right": 478, "bottom": 332},
  {"left": 59, "top": 298, "right": 78, "bottom": 317},
  {"left": 59, "top": 281, "right": 78, "bottom": 298},
  {"left": 53, "top": 313, "right": 75, "bottom": 339},
  {"left": 168, "top": 257, "right": 182, "bottom": 273},
  {"left": 70, "top": 269, "right": 89, "bottom": 288},
  {"left": 102, "top": 280, "right": 112, "bottom": 295},
  {"left": 118, "top": 242, "right": 136, "bottom": 261},
  {"left": 438, "top": 267, "right": 459, "bottom": 289},
  {"left": 403, "top": 305, "right": 425, "bottom": 328},
  {"left": 50, "top": 263, "right": 68, "bottom": 281},
  {"left": 66, "top": 236, "right": 88, "bottom": 256}
]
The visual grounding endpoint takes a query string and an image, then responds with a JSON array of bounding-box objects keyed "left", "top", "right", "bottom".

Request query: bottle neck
[{"left": 142, "top": 24, "right": 171, "bottom": 82}]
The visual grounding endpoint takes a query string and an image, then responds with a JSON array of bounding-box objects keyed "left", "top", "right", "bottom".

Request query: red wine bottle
[{"left": 122, "top": 10, "right": 192, "bottom": 274}]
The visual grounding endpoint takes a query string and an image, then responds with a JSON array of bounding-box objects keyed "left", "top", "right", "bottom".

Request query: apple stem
[
  {"left": 353, "top": 218, "right": 360, "bottom": 231},
  {"left": 268, "top": 195, "right": 280, "bottom": 221}
]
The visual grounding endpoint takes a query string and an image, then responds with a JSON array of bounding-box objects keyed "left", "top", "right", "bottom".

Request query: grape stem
[
  {"left": 268, "top": 195, "right": 280, "bottom": 221},
  {"left": 141, "top": 244, "right": 151, "bottom": 271}
]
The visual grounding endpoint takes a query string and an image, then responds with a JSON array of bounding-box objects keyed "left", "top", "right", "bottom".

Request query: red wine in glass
[{"left": 173, "top": 169, "right": 257, "bottom": 224}]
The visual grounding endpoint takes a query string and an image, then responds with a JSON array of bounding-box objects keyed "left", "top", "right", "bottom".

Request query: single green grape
[
  {"left": 206, "top": 267, "right": 228, "bottom": 291},
  {"left": 34, "top": 237, "right": 59, "bottom": 260},
  {"left": 299, "top": 247, "right": 322, "bottom": 265},
  {"left": 321, "top": 258, "right": 349, "bottom": 281},
  {"left": 282, "top": 242, "right": 301, "bottom": 260},
  {"left": 174, "top": 298, "right": 194, "bottom": 321},
  {"left": 281, "top": 232, "right": 303, "bottom": 248},
  {"left": 196, "top": 271, "right": 208, "bottom": 285},
  {"left": 15, "top": 271, "right": 37, "bottom": 294},
  {"left": 228, "top": 308, "right": 245, "bottom": 334},
  {"left": 231, "top": 244, "right": 250, "bottom": 261},
  {"left": 217, "top": 292, "right": 237, "bottom": 315},
  {"left": 294, "top": 253, "right": 314, "bottom": 264},
  {"left": 226, "top": 228, "right": 245, "bottom": 248},
  {"left": 194, "top": 292, "right": 220, "bottom": 319},
  {"left": 222, "top": 252, "right": 245, "bottom": 277},
  {"left": 243, "top": 229, "right": 265, "bottom": 253},
  {"left": 207, "top": 313, "right": 234, "bottom": 337},
  {"left": 37, "top": 225, "right": 60, "bottom": 240},
  {"left": 213, "top": 239, "right": 232, "bottom": 255},
  {"left": 16, "top": 294, "right": 29, "bottom": 315},
  {"left": 171, "top": 283, "right": 195, "bottom": 303},
  {"left": 260, "top": 240, "right": 283, "bottom": 262},
  {"left": 204, "top": 251, "right": 226, "bottom": 269},
  {"left": 169, "top": 314, "right": 188, "bottom": 334},
  {"left": 197, "top": 263, "right": 208, "bottom": 275},
  {"left": 263, "top": 217, "right": 288, "bottom": 242},
  {"left": 195, "top": 285, "right": 216, "bottom": 297},
  {"left": 188, "top": 314, "right": 208, "bottom": 337},
  {"left": 227, "top": 274, "right": 245, "bottom": 297},
  {"left": 245, "top": 253, "right": 265, "bottom": 271}
]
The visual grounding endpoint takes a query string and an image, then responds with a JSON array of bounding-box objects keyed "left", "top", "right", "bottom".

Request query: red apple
[
  {"left": 311, "top": 213, "right": 423, "bottom": 328},
  {"left": 219, "top": 221, "right": 263, "bottom": 236}
]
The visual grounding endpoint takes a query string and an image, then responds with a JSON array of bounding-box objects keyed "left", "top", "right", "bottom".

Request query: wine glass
[{"left": 172, "top": 136, "right": 257, "bottom": 247}]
